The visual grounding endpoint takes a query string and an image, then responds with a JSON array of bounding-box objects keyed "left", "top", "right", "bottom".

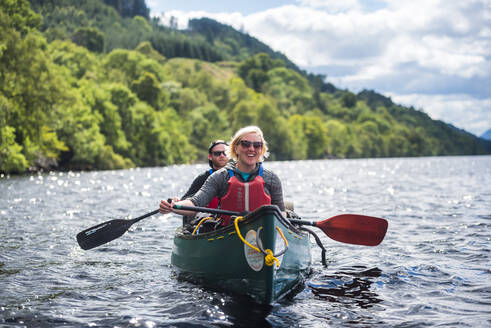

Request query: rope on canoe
[
  {"left": 192, "top": 216, "right": 215, "bottom": 235},
  {"left": 276, "top": 226, "right": 289, "bottom": 248},
  {"left": 233, "top": 216, "right": 288, "bottom": 268},
  {"left": 298, "top": 226, "right": 327, "bottom": 267},
  {"left": 263, "top": 249, "right": 278, "bottom": 267}
]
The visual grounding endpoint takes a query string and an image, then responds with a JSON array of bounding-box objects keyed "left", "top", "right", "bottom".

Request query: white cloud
[
  {"left": 298, "top": 0, "right": 362, "bottom": 12},
  {"left": 151, "top": 0, "right": 491, "bottom": 136}
]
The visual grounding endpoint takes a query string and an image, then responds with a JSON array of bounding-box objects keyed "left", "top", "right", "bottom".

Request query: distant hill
[
  {"left": 2, "top": 0, "right": 490, "bottom": 174},
  {"left": 187, "top": 18, "right": 300, "bottom": 71},
  {"left": 481, "top": 129, "right": 491, "bottom": 140}
]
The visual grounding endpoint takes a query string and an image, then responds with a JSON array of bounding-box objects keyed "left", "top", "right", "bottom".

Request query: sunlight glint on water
[{"left": 0, "top": 156, "right": 490, "bottom": 327}]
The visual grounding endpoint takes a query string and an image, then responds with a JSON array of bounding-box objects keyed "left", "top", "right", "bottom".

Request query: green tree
[
  {"left": 56, "top": 98, "right": 110, "bottom": 169},
  {"left": 79, "top": 81, "right": 131, "bottom": 155},
  {"left": 72, "top": 27, "right": 105, "bottom": 53},
  {"left": 0, "top": 15, "right": 68, "bottom": 170},
  {"left": 387, "top": 133, "right": 410, "bottom": 157},
  {"left": 341, "top": 91, "right": 357, "bottom": 108},
  {"left": 287, "top": 115, "right": 328, "bottom": 159},
  {"left": 256, "top": 100, "right": 294, "bottom": 160},
  {"left": 149, "top": 108, "right": 196, "bottom": 165},
  {"left": 229, "top": 99, "right": 259, "bottom": 132},
  {"left": 102, "top": 0, "right": 150, "bottom": 19},
  {"left": 48, "top": 40, "right": 98, "bottom": 80},
  {"left": 325, "top": 120, "right": 349, "bottom": 157},
  {"left": 262, "top": 67, "right": 312, "bottom": 115},
  {"left": 0, "top": 93, "right": 28, "bottom": 172},
  {"left": 303, "top": 115, "right": 329, "bottom": 158},
  {"left": 227, "top": 77, "right": 252, "bottom": 108},
  {"left": 287, "top": 115, "right": 308, "bottom": 160},
  {"left": 104, "top": 48, "right": 164, "bottom": 86},
  {"left": 188, "top": 104, "right": 230, "bottom": 153},
  {"left": 130, "top": 71, "right": 165, "bottom": 109},
  {"left": 0, "top": 0, "right": 41, "bottom": 35},
  {"left": 238, "top": 53, "right": 285, "bottom": 92},
  {"left": 0, "top": 125, "right": 28, "bottom": 173},
  {"left": 169, "top": 87, "right": 207, "bottom": 115}
]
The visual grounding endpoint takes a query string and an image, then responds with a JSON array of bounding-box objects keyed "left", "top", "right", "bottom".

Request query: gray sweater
[{"left": 189, "top": 163, "right": 285, "bottom": 211}]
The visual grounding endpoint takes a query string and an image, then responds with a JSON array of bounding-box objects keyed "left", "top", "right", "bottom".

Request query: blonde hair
[{"left": 228, "top": 126, "right": 269, "bottom": 162}]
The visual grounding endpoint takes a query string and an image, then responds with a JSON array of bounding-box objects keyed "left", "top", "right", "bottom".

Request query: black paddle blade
[{"left": 76, "top": 219, "right": 133, "bottom": 250}]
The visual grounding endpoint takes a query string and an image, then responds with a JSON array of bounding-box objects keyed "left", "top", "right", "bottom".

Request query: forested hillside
[{"left": 1, "top": 0, "right": 490, "bottom": 174}]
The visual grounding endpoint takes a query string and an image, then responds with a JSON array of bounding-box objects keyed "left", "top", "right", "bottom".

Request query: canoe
[
  {"left": 171, "top": 205, "right": 312, "bottom": 304},
  {"left": 76, "top": 200, "right": 387, "bottom": 305},
  {"left": 76, "top": 200, "right": 387, "bottom": 306}
]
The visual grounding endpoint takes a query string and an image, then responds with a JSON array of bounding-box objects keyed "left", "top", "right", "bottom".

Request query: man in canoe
[
  {"left": 177, "top": 140, "right": 229, "bottom": 225},
  {"left": 159, "top": 126, "right": 286, "bottom": 225},
  {"left": 181, "top": 140, "right": 229, "bottom": 201}
]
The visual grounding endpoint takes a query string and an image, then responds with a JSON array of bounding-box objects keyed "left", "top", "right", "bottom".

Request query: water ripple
[{"left": 1, "top": 156, "right": 490, "bottom": 327}]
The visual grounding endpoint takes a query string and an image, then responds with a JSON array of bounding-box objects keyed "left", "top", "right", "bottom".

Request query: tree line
[{"left": 1, "top": 0, "right": 490, "bottom": 174}]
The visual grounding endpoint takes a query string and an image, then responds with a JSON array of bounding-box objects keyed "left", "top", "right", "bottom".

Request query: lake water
[{"left": 1, "top": 156, "right": 490, "bottom": 327}]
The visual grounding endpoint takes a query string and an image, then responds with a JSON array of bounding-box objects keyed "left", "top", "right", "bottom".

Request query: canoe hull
[{"left": 171, "top": 205, "right": 311, "bottom": 304}]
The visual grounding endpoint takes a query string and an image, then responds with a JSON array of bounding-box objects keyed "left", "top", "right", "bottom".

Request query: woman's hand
[
  {"left": 159, "top": 198, "right": 199, "bottom": 217},
  {"left": 159, "top": 197, "right": 180, "bottom": 214},
  {"left": 159, "top": 199, "right": 172, "bottom": 214}
]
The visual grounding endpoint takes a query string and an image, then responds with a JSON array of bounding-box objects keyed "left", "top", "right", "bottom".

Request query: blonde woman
[{"left": 159, "top": 126, "right": 286, "bottom": 224}]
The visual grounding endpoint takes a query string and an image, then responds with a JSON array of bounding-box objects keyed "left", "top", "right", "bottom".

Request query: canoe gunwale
[{"left": 176, "top": 205, "right": 306, "bottom": 240}]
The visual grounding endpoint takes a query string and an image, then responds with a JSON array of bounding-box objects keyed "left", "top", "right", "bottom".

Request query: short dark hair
[{"left": 208, "top": 140, "right": 228, "bottom": 154}]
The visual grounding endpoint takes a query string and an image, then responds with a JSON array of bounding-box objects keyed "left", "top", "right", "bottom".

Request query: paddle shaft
[
  {"left": 131, "top": 209, "right": 160, "bottom": 224},
  {"left": 174, "top": 205, "right": 317, "bottom": 226},
  {"left": 289, "top": 219, "right": 316, "bottom": 227},
  {"left": 173, "top": 204, "right": 245, "bottom": 216}
]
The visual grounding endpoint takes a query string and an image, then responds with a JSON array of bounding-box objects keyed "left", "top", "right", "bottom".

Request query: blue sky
[{"left": 147, "top": 0, "right": 491, "bottom": 136}]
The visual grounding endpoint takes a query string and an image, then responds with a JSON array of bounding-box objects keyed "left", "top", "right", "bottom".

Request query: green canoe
[{"left": 171, "top": 205, "right": 312, "bottom": 304}]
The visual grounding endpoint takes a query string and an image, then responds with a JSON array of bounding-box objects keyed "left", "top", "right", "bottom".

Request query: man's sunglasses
[
  {"left": 239, "top": 140, "right": 263, "bottom": 149},
  {"left": 212, "top": 151, "right": 227, "bottom": 156}
]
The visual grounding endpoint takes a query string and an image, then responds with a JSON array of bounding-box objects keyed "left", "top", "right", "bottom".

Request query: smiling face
[
  {"left": 235, "top": 132, "right": 263, "bottom": 172},
  {"left": 208, "top": 143, "right": 228, "bottom": 170}
]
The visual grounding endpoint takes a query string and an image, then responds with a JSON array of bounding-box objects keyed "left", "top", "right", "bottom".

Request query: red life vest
[
  {"left": 207, "top": 196, "right": 220, "bottom": 209},
  {"left": 220, "top": 165, "right": 271, "bottom": 226},
  {"left": 206, "top": 169, "right": 220, "bottom": 209}
]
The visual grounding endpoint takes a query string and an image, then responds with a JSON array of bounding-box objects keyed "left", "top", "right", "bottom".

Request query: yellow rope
[
  {"left": 192, "top": 217, "right": 215, "bottom": 235},
  {"left": 264, "top": 249, "right": 279, "bottom": 267},
  {"left": 276, "top": 226, "right": 288, "bottom": 248},
  {"left": 233, "top": 216, "right": 280, "bottom": 268},
  {"left": 233, "top": 217, "right": 260, "bottom": 252}
]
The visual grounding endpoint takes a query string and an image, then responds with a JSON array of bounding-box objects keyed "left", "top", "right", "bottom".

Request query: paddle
[
  {"left": 77, "top": 205, "right": 387, "bottom": 250},
  {"left": 75, "top": 203, "right": 232, "bottom": 250},
  {"left": 174, "top": 205, "right": 388, "bottom": 246},
  {"left": 172, "top": 204, "right": 248, "bottom": 216},
  {"left": 76, "top": 209, "right": 159, "bottom": 250},
  {"left": 289, "top": 214, "right": 388, "bottom": 246}
]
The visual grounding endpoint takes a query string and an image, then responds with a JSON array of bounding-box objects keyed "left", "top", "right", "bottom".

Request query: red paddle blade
[{"left": 316, "top": 214, "right": 388, "bottom": 246}]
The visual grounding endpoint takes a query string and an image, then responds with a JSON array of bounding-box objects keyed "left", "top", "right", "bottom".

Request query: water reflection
[
  {"left": 215, "top": 296, "right": 273, "bottom": 327},
  {"left": 308, "top": 266, "right": 383, "bottom": 309}
]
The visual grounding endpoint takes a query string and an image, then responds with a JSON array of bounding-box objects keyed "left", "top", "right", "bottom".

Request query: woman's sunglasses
[
  {"left": 239, "top": 140, "right": 263, "bottom": 149},
  {"left": 212, "top": 151, "right": 227, "bottom": 157}
]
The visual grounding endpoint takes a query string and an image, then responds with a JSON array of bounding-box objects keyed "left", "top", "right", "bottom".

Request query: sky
[{"left": 147, "top": 0, "right": 491, "bottom": 137}]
